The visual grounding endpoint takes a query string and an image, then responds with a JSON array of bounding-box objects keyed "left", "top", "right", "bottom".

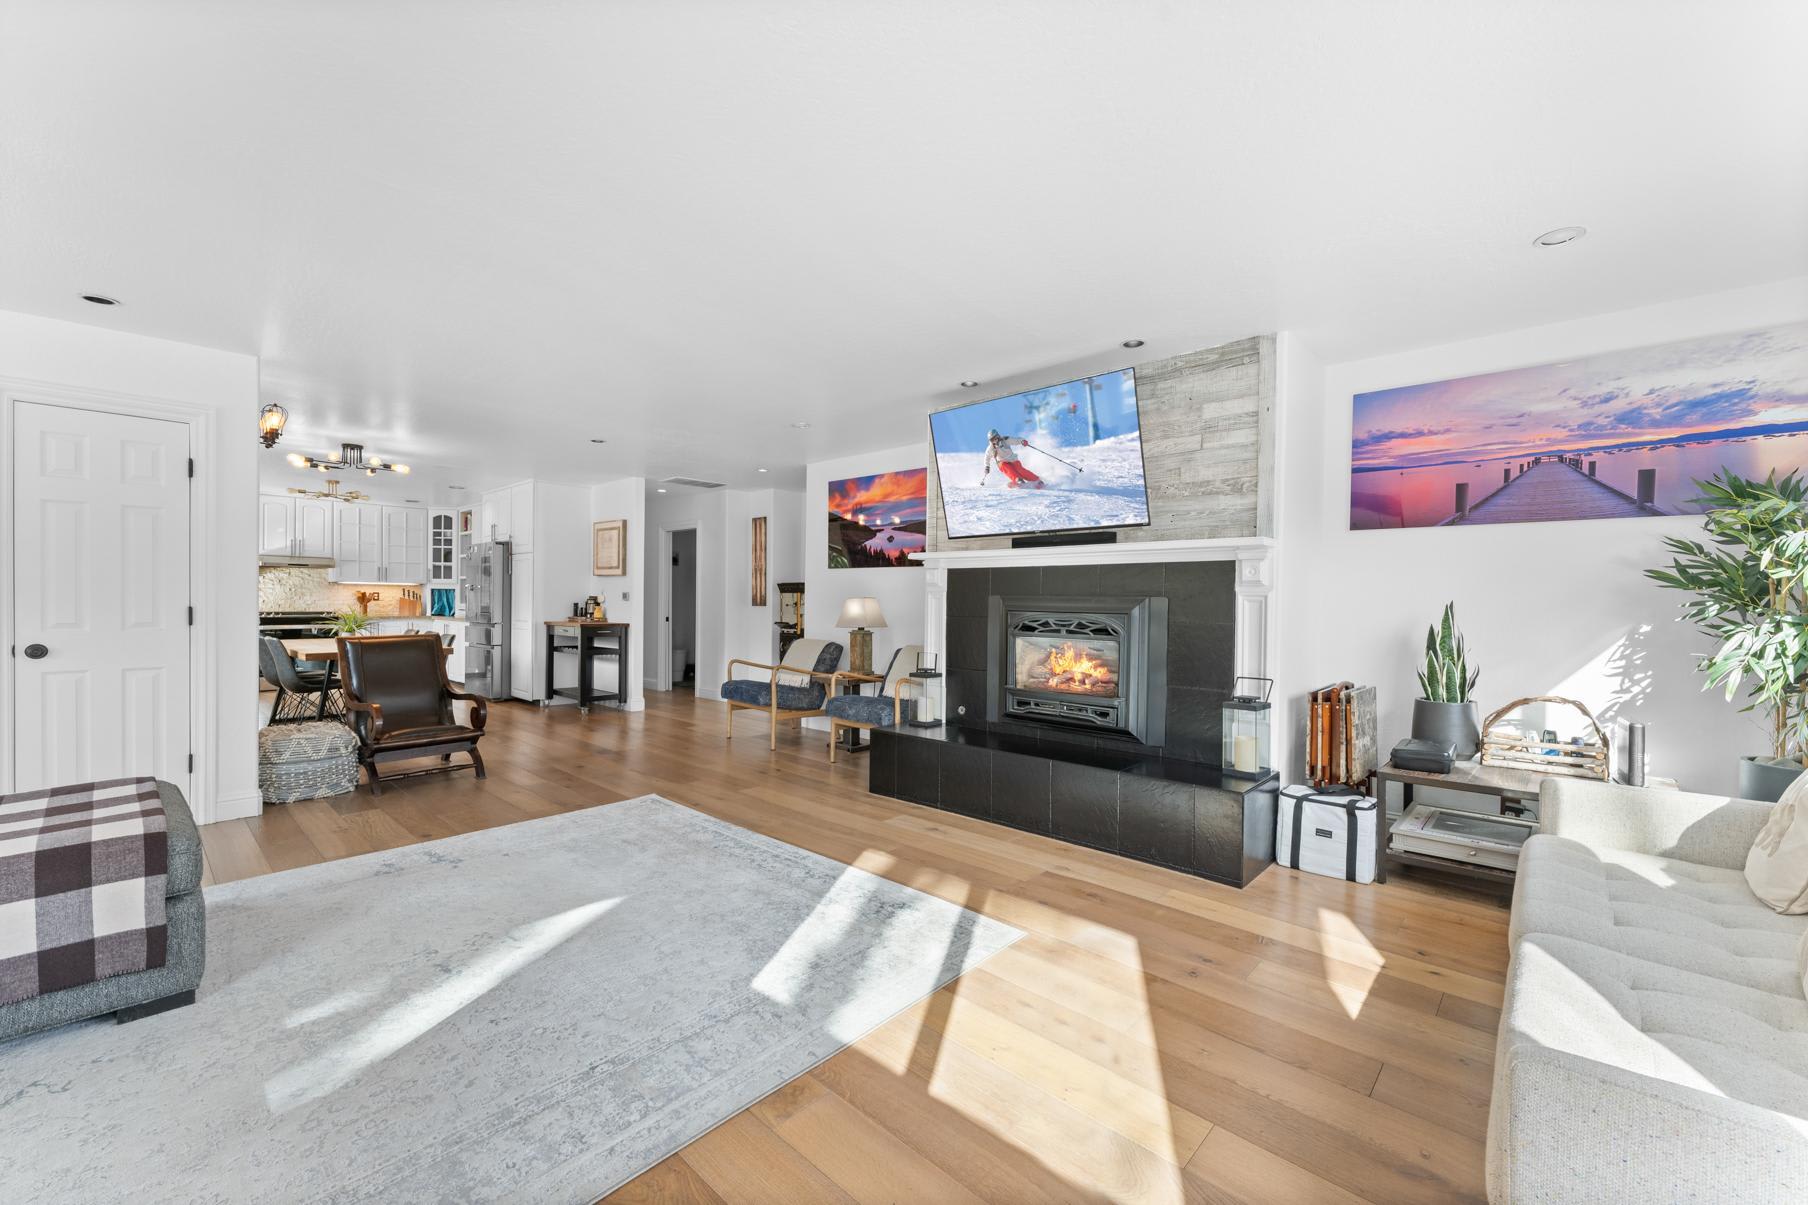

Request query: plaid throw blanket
[{"left": 0, "top": 777, "right": 168, "bottom": 1006}]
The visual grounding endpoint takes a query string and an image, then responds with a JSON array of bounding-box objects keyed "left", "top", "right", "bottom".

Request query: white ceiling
[{"left": 3, "top": 1, "right": 1805, "bottom": 491}]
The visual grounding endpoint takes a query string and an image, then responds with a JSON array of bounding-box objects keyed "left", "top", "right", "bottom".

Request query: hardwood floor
[{"left": 206, "top": 692, "right": 1510, "bottom": 1204}]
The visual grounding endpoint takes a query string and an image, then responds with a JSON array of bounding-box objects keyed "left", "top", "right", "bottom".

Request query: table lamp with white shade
[{"left": 836, "top": 596, "right": 887, "bottom": 675}]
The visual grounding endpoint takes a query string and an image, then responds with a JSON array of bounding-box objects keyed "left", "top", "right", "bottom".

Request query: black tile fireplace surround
[
  {"left": 946, "top": 560, "right": 1237, "bottom": 764},
  {"left": 864, "top": 558, "right": 1276, "bottom": 888}
]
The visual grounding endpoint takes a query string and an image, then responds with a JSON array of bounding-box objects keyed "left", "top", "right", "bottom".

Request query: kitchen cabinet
[
  {"left": 480, "top": 488, "right": 511, "bottom": 542},
  {"left": 508, "top": 481, "right": 535, "bottom": 553},
  {"left": 329, "top": 502, "right": 429, "bottom": 584},
  {"left": 259, "top": 493, "right": 336, "bottom": 558},
  {"left": 292, "top": 496, "right": 333, "bottom": 557},
  {"left": 258, "top": 494, "right": 293, "bottom": 556},
  {"left": 429, "top": 509, "right": 457, "bottom": 585}
]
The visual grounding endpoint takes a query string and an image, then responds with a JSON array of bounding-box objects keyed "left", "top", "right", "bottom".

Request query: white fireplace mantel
[{"left": 916, "top": 536, "right": 1277, "bottom": 694}]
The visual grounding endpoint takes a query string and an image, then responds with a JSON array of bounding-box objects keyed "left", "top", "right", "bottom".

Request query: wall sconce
[{"left": 258, "top": 403, "right": 289, "bottom": 448}]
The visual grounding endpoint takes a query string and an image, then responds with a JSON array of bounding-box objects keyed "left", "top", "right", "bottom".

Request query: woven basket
[
  {"left": 1479, "top": 695, "right": 1609, "bottom": 780},
  {"left": 258, "top": 721, "right": 359, "bottom": 803}
]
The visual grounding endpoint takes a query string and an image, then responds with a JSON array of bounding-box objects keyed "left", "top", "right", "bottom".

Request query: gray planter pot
[
  {"left": 1737, "top": 755, "right": 1803, "bottom": 803},
  {"left": 1412, "top": 698, "right": 1482, "bottom": 759}
]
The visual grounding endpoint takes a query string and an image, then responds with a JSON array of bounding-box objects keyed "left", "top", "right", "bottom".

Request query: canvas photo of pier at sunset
[{"left": 1350, "top": 320, "right": 1808, "bottom": 529}]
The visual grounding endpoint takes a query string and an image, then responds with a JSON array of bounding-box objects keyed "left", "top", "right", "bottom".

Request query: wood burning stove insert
[{"left": 987, "top": 595, "right": 1167, "bottom": 745}]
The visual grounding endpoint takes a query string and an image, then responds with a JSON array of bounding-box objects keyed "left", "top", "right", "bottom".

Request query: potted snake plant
[{"left": 1412, "top": 602, "right": 1483, "bottom": 758}]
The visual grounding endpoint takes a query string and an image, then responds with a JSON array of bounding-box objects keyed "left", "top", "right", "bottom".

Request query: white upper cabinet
[
  {"left": 508, "top": 481, "right": 535, "bottom": 553},
  {"left": 329, "top": 502, "right": 383, "bottom": 582},
  {"left": 480, "top": 487, "right": 512, "bottom": 543},
  {"left": 292, "top": 495, "right": 334, "bottom": 558},
  {"left": 430, "top": 509, "right": 457, "bottom": 584},
  {"left": 258, "top": 493, "right": 295, "bottom": 556},
  {"left": 381, "top": 504, "right": 428, "bottom": 584}
]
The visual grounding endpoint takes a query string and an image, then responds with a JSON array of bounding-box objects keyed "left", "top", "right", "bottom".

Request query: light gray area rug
[{"left": 0, "top": 795, "right": 1021, "bottom": 1202}]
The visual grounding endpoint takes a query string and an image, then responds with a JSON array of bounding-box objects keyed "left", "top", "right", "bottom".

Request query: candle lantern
[
  {"left": 907, "top": 652, "right": 945, "bottom": 727},
  {"left": 1222, "top": 676, "right": 1273, "bottom": 774}
]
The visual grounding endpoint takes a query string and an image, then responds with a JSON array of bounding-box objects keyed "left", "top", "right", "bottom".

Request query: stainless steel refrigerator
[{"left": 462, "top": 539, "right": 511, "bottom": 699}]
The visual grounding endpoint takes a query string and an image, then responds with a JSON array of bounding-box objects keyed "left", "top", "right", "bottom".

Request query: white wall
[
  {"left": 1276, "top": 277, "right": 1808, "bottom": 795},
  {"left": 805, "top": 442, "right": 928, "bottom": 679},
  {"left": 587, "top": 477, "right": 646, "bottom": 709},
  {"left": 0, "top": 308, "right": 262, "bottom": 822}
]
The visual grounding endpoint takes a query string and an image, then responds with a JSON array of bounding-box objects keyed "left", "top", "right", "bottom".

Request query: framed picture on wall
[
  {"left": 593, "top": 519, "right": 627, "bottom": 575},
  {"left": 827, "top": 468, "right": 927, "bottom": 568},
  {"left": 1350, "top": 319, "right": 1808, "bottom": 530}
]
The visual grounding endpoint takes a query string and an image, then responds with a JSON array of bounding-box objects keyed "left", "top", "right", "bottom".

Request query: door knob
[{"left": 23, "top": 643, "right": 48, "bottom": 659}]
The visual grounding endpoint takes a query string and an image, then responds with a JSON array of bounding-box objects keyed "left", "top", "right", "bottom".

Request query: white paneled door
[{"left": 11, "top": 401, "right": 191, "bottom": 793}]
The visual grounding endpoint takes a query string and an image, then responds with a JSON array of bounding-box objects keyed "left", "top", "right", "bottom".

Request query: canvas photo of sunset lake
[
  {"left": 1350, "top": 320, "right": 1808, "bottom": 530},
  {"left": 827, "top": 467, "right": 927, "bottom": 568}
]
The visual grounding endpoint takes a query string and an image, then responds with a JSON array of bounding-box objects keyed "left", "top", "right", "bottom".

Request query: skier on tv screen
[{"left": 981, "top": 429, "right": 1046, "bottom": 490}]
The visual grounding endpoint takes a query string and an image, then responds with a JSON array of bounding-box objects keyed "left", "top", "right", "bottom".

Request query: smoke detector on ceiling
[{"left": 1534, "top": 226, "right": 1587, "bottom": 247}]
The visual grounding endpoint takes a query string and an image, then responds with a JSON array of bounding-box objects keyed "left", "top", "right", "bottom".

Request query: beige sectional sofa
[{"left": 1489, "top": 779, "right": 1808, "bottom": 1203}]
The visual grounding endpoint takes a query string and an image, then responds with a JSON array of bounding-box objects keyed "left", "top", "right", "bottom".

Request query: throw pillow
[{"left": 1744, "top": 771, "right": 1808, "bottom": 914}]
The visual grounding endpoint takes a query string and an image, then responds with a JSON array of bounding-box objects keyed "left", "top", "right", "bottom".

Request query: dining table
[
  {"left": 281, "top": 635, "right": 456, "bottom": 721},
  {"left": 281, "top": 637, "right": 351, "bottom": 720}
]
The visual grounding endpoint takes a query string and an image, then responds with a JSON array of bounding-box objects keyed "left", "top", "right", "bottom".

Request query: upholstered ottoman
[{"left": 259, "top": 721, "right": 359, "bottom": 802}]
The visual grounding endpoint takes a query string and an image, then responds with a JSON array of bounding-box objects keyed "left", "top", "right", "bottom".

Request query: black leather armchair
[{"left": 337, "top": 634, "right": 488, "bottom": 794}]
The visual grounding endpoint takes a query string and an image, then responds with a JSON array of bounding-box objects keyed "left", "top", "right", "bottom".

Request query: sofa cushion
[
  {"left": 1514, "top": 833, "right": 1808, "bottom": 997},
  {"left": 155, "top": 780, "right": 203, "bottom": 898},
  {"left": 1746, "top": 776, "right": 1808, "bottom": 914},
  {"left": 1504, "top": 932, "right": 1808, "bottom": 1121}
]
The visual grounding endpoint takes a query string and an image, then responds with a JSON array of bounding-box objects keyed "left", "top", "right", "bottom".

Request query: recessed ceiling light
[
  {"left": 756, "top": 467, "right": 769, "bottom": 473},
  {"left": 81, "top": 294, "right": 120, "bottom": 306},
  {"left": 1121, "top": 339, "right": 1144, "bottom": 349},
  {"left": 959, "top": 380, "right": 980, "bottom": 388},
  {"left": 656, "top": 487, "right": 668, "bottom": 493},
  {"left": 791, "top": 421, "right": 811, "bottom": 429},
  {"left": 1534, "top": 226, "right": 1587, "bottom": 247}
]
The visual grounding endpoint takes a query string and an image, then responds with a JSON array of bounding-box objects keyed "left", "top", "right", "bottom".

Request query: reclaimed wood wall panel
[{"left": 925, "top": 334, "right": 1275, "bottom": 550}]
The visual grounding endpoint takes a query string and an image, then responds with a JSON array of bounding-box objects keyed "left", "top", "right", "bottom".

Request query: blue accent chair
[
  {"left": 722, "top": 639, "right": 844, "bottom": 749},
  {"left": 824, "top": 644, "right": 924, "bottom": 763}
]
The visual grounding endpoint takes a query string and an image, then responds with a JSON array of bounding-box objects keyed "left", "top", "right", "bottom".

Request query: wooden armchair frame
[
  {"left": 826, "top": 672, "right": 917, "bottom": 764},
  {"left": 338, "top": 634, "right": 489, "bottom": 795},
  {"left": 724, "top": 658, "right": 840, "bottom": 750}
]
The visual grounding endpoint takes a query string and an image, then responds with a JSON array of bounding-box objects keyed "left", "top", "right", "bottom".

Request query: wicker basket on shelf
[{"left": 1479, "top": 695, "right": 1610, "bottom": 780}]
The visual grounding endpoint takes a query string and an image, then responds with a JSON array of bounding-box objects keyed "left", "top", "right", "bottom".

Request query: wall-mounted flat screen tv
[{"left": 929, "top": 367, "right": 1152, "bottom": 539}]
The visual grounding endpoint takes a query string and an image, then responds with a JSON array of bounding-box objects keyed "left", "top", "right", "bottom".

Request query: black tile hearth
[
  {"left": 990, "top": 748, "right": 1052, "bottom": 833},
  {"left": 1051, "top": 762, "right": 1118, "bottom": 849},
  {"left": 939, "top": 740, "right": 992, "bottom": 821},
  {"left": 1120, "top": 776, "right": 1195, "bottom": 870},
  {"left": 871, "top": 724, "right": 1275, "bottom": 887}
]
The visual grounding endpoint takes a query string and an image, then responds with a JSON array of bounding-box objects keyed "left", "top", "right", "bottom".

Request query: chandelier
[
  {"left": 287, "top": 478, "right": 369, "bottom": 503},
  {"left": 286, "top": 441, "right": 410, "bottom": 476}
]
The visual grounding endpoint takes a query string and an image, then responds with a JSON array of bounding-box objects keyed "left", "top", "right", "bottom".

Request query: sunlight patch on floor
[
  {"left": 1317, "top": 907, "right": 1383, "bottom": 1020},
  {"left": 263, "top": 897, "right": 621, "bottom": 1113},
  {"left": 284, "top": 986, "right": 382, "bottom": 1029}
]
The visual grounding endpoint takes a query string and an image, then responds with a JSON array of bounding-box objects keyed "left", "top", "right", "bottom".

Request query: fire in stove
[{"left": 1025, "top": 640, "right": 1118, "bottom": 696}]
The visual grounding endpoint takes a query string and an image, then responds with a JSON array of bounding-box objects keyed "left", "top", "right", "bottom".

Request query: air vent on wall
[{"left": 661, "top": 476, "right": 727, "bottom": 489}]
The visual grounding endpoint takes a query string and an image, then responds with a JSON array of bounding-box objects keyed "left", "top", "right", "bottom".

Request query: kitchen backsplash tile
[{"left": 258, "top": 566, "right": 425, "bottom": 617}]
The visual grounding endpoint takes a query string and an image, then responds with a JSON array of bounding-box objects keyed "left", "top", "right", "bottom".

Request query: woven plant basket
[{"left": 1479, "top": 695, "right": 1610, "bottom": 780}]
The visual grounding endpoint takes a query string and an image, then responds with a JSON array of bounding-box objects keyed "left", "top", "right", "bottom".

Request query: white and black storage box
[{"left": 1276, "top": 786, "right": 1379, "bottom": 884}]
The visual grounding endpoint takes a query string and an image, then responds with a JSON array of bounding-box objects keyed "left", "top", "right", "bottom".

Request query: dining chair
[{"left": 259, "top": 636, "right": 341, "bottom": 723}]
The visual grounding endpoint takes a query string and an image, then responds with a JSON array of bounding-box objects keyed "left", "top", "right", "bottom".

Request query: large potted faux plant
[
  {"left": 1412, "top": 602, "right": 1482, "bottom": 757},
  {"left": 1647, "top": 469, "right": 1808, "bottom": 801}
]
